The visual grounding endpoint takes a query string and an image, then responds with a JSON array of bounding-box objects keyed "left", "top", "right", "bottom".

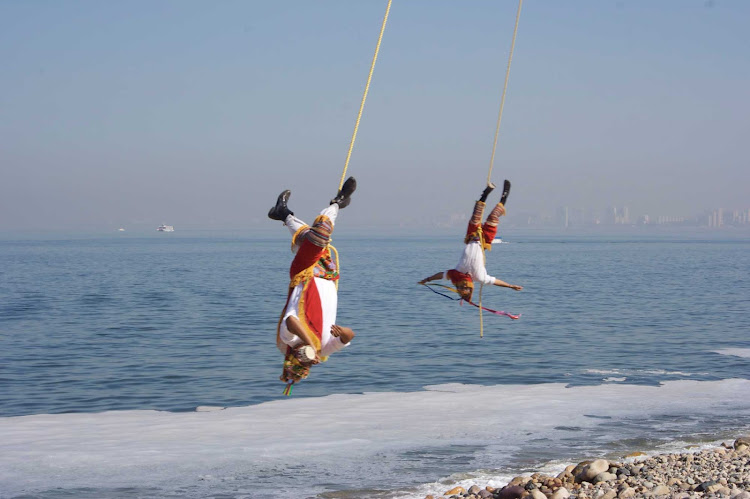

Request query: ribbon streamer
[{"left": 422, "top": 283, "right": 520, "bottom": 320}]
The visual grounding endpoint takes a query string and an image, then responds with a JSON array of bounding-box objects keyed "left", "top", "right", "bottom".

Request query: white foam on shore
[
  {"left": 1, "top": 379, "right": 749, "bottom": 498},
  {"left": 714, "top": 348, "right": 750, "bottom": 359},
  {"left": 583, "top": 368, "right": 699, "bottom": 377}
]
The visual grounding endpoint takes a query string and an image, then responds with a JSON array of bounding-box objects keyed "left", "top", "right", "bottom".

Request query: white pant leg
[
  {"left": 319, "top": 203, "right": 338, "bottom": 226},
  {"left": 279, "top": 284, "right": 304, "bottom": 348},
  {"left": 285, "top": 214, "right": 307, "bottom": 236},
  {"left": 285, "top": 214, "right": 307, "bottom": 253}
]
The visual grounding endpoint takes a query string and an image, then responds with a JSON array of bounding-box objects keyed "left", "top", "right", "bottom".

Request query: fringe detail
[
  {"left": 486, "top": 202, "right": 504, "bottom": 227},
  {"left": 290, "top": 267, "right": 314, "bottom": 289},
  {"left": 306, "top": 215, "right": 333, "bottom": 248},
  {"left": 470, "top": 200, "right": 485, "bottom": 226}
]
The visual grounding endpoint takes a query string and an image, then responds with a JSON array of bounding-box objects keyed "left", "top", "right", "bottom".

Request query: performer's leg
[
  {"left": 289, "top": 206, "right": 337, "bottom": 277},
  {"left": 318, "top": 203, "right": 339, "bottom": 227},
  {"left": 465, "top": 200, "right": 485, "bottom": 240},
  {"left": 481, "top": 202, "right": 505, "bottom": 245},
  {"left": 285, "top": 214, "right": 307, "bottom": 237}
]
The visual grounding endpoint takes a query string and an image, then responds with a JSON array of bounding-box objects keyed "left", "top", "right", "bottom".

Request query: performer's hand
[
  {"left": 511, "top": 284, "right": 523, "bottom": 291},
  {"left": 330, "top": 324, "right": 355, "bottom": 344},
  {"left": 418, "top": 280, "right": 426, "bottom": 285}
]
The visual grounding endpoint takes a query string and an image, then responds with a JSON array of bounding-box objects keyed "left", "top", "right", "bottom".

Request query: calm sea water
[{"left": 1, "top": 228, "right": 749, "bottom": 498}]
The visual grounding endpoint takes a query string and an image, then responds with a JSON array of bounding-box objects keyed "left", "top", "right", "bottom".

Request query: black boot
[
  {"left": 499, "top": 179, "right": 511, "bottom": 206},
  {"left": 268, "top": 190, "right": 293, "bottom": 221},
  {"left": 479, "top": 182, "right": 496, "bottom": 203},
  {"left": 330, "top": 177, "right": 357, "bottom": 209}
]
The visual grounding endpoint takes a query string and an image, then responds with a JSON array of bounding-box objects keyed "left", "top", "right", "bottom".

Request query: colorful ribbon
[{"left": 422, "top": 283, "right": 520, "bottom": 320}]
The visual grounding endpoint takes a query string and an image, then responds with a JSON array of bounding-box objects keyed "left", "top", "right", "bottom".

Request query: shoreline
[{"left": 424, "top": 437, "right": 750, "bottom": 499}]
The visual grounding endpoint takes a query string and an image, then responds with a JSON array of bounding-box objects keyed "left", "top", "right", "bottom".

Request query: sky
[{"left": 1, "top": 0, "right": 748, "bottom": 232}]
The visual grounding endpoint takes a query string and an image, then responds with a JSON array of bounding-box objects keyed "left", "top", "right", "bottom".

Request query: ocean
[{"left": 1, "top": 228, "right": 749, "bottom": 498}]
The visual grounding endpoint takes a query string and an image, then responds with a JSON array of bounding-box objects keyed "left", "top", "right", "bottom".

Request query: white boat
[
  {"left": 157, "top": 225, "right": 175, "bottom": 232},
  {"left": 492, "top": 237, "right": 503, "bottom": 244}
]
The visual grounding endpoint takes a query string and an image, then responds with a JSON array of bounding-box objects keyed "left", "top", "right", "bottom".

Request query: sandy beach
[{"left": 427, "top": 437, "right": 750, "bottom": 499}]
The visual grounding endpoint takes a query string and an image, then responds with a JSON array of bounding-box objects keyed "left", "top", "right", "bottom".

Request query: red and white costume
[
  {"left": 443, "top": 200, "right": 502, "bottom": 290},
  {"left": 276, "top": 204, "right": 349, "bottom": 358}
]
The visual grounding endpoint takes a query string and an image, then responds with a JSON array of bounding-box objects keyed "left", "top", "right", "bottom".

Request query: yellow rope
[
  {"left": 338, "top": 0, "right": 392, "bottom": 190},
  {"left": 477, "top": 226, "right": 485, "bottom": 338},
  {"left": 330, "top": 2, "right": 390, "bottom": 296},
  {"left": 478, "top": 0, "right": 522, "bottom": 337},
  {"left": 486, "top": 0, "right": 523, "bottom": 186}
]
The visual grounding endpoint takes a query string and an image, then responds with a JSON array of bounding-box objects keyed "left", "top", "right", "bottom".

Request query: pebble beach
[{"left": 426, "top": 437, "right": 750, "bottom": 499}]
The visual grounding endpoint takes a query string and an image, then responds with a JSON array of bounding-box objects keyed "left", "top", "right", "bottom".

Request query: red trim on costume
[{"left": 302, "top": 277, "right": 324, "bottom": 340}]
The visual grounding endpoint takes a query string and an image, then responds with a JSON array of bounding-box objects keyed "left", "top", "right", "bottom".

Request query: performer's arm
[
  {"left": 492, "top": 278, "right": 522, "bottom": 291},
  {"left": 418, "top": 272, "right": 444, "bottom": 285},
  {"left": 285, "top": 316, "right": 320, "bottom": 349},
  {"left": 330, "top": 324, "right": 355, "bottom": 344}
]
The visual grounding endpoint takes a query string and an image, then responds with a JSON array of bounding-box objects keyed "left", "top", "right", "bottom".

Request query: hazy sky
[{"left": 1, "top": 0, "right": 748, "bottom": 231}]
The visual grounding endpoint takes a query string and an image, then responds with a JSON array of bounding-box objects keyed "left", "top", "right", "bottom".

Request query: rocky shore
[{"left": 426, "top": 437, "right": 750, "bottom": 499}]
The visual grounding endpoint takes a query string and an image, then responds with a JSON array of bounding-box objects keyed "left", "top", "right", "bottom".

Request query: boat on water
[
  {"left": 492, "top": 237, "right": 503, "bottom": 244},
  {"left": 157, "top": 225, "right": 174, "bottom": 232}
]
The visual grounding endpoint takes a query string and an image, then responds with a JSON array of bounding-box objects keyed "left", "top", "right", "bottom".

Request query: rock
[
  {"left": 734, "top": 436, "right": 750, "bottom": 449},
  {"left": 592, "top": 472, "right": 617, "bottom": 484},
  {"left": 708, "top": 483, "right": 732, "bottom": 496},
  {"left": 571, "top": 461, "right": 593, "bottom": 476},
  {"left": 468, "top": 485, "right": 482, "bottom": 495},
  {"left": 577, "top": 459, "right": 610, "bottom": 482},
  {"left": 617, "top": 487, "right": 636, "bottom": 498},
  {"left": 695, "top": 480, "right": 717, "bottom": 492},
  {"left": 556, "top": 471, "right": 573, "bottom": 482},
  {"left": 509, "top": 477, "right": 530, "bottom": 487},
  {"left": 651, "top": 485, "right": 670, "bottom": 496},
  {"left": 550, "top": 487, "right": 570, "bottom": 499},
  {"left": 478, "top": 490, "right": 493, "bottom": 498},
  {"left": 732, "top": 492, "right": 750, "bottom": 499},
  {"left": 496, "top": 485, "right": 527, "bottom": 499},
  {"left": 444, "top": 486, "right": 466, "bottom": 496},
  {"left": 528, "top": 489, "right": 546, "bottom": 499}
]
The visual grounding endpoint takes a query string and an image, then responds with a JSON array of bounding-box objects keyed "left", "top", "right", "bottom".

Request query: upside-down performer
[
  {"left": 419, "top": 180, "right": 522, "bottom": 317},
  {"left": 267, "top": 177, "right": 358, "bottom": 393}
]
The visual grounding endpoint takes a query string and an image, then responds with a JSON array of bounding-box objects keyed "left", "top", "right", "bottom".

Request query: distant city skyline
[{"left": 500, "top": 205, "right": 750, "bottom": 229}]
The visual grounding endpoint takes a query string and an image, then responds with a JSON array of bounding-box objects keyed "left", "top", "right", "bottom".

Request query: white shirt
[
  {"left": 444, "top": 240, "right": 496, "bottom": 286},
  {"left": 279, "top": 276, "right": 349, "bottom": 357}
]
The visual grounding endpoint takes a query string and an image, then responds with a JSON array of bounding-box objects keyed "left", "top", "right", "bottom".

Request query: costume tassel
[{"left": 283, "top": 382, "right": 294, "bottom": 396}]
